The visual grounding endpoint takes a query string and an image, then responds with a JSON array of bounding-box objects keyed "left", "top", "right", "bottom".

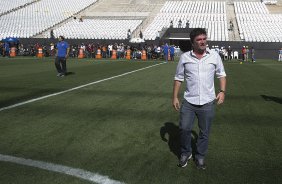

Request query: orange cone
[
  {"left": 141, "top": 50, "right": 147, "bottom": 60},
  {"left": 37, "top": 47, "right": 43, "bottom": 58},
  {"left": 78, "top": 48, "right": 84, "bottom": 58},
  {"left": 96, "top": 49, "right": 102, "bottom": 59},
  {"left": 126, "top": 49, "right": 131, "bottom": 60},
  {"left": 111, "top": 49, "right": 117, "bottom": 59},
  {"left": 10, "top": 47, "right": 16, "bottom": 57}
]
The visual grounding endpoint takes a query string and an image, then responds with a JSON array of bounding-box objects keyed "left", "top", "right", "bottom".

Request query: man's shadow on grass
[
  {"left": 261, "top": 95, "right": 282, "bottom": 104},
  {"left": 65, "top": 72, "right": 75, "bottom": 76},
  {"left": 160, "top": 122, "right": 198, "bottom": 159}
]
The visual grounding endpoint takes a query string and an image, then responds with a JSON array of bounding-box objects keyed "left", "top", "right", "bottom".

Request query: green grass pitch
[{"left": 0, "top": 57, "right": 281, "bottom": 184}]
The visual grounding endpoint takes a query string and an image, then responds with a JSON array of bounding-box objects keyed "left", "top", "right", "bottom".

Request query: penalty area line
[
  {"left": 0, "top": 62, "right": 165, "bottom": 112},
  {"left": 0, "top": 154, "right": 124, "bottom": 184}
]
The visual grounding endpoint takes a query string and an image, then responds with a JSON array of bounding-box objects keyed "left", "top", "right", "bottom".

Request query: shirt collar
[{"left": 190, "top": 48, "right": 211, "bottom": 58}]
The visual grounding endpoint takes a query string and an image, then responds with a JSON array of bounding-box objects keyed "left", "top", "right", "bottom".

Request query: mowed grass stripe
[
  {"left": 0, "top": 58, "right": 162, "bottom": 108},
  {"left": 0, "top": 62, "right": 176, "bottom": 183},
  {"left": 0, "top": 154, "right": 124, "bottom": 184},
  {"left": 0, "top": 62, "right": 165, "bottom": 112},
  {"left": 0, "top": 59, "right": 169, "bottom": 183},
  {"left": 211, "top": 60, "right": 282, "bottom": 184}
]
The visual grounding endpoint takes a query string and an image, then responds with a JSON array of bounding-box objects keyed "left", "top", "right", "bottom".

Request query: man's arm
[
  {"left": 66, "top": 47, "right": 70, "bottom": 58},
  {"left": 172, "top": 80, "right": 182, "bottom": 111},
  {"left": 216, "top": 77, "right": 226, "bottom": 105}
]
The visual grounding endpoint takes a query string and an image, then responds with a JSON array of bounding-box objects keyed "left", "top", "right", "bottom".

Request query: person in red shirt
[{"left": 241, "top": 46, "right": 246, "bottom": 62}]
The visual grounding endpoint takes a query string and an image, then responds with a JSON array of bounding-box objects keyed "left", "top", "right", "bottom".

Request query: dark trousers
[
  {"left": 179, "top": 100, "right": 215, "bottom": 160},
  {"left": 4, "top": 50, "right": 10, "bottom": 57},
  {"left": 228, "top": 54, "right": 232, "bottom": 60},
  {"left": 55, "top": 57, "right": 67, "bottom": 74}
]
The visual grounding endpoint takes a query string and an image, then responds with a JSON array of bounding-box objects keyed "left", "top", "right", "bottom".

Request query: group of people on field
[
  {"left": 0, "top": 41, "right": 180, "bottom": 61},
  {"left": 241, "top": 45, "right": 256, "bottom": 62}
]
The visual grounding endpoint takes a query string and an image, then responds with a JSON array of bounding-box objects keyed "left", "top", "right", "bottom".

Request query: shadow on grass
[
  {"left": 160, "top": 122, "right": 198, "bottom": 159},
  {"left": 0, "top": 88, "right": 60, "bottom": 108},
  {"left": 66, "top": 72, "right": 75, "bottom": 76},
  {"left": 261, "top": 95, "right": 282, "bottom": 104}
]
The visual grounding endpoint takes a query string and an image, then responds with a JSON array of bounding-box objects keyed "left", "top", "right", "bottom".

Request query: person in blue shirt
[
  {"left": 4, "top": 42, "right": 10, "bottom": 57},
  {"left": 55, "top": 36, "right": 69, "bottom": 77},
  {"left": 169, "top": 45, "right": 175, "bottom": 61},
  {"left": 163, "top": 43, "right": 169, "bottom": 62}
]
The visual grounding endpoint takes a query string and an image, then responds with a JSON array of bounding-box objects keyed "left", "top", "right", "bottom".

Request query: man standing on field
[
  {"left": 172, "top": 28, "right": 227, "bottom": 169},
  {"left": 55, "top": 36, "right": 69, "bottom": 77}
]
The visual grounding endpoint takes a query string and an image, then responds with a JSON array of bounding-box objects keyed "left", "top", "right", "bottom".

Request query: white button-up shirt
[{"left": 174, "top": 49, "right": 226, "bottom": 105}]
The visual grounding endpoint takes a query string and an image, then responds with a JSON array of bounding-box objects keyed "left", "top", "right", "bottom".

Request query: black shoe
[
  {"left": 195, "top": 159, "right": 207, "bottom": 170},
  {"left": 178, "top": 154, "right": 192, "bottom": 168}
]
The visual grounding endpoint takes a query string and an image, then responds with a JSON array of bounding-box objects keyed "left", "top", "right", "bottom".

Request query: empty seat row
[
  {"left": 0, "top": 0, "right": 97, "bottom": 40},
  {"left": 44, "top": 19, "right": 143, "bottom": 40},
  {"left": 235, "top": 2, "right": 282, "bottom": 42},
  {"left": 0, "top": 0, "right": 35, "bottom": 15},
  {"left": 144, "top": 1, "right": 228, "bottom": 41},
  {"left": 160, "top": 1, "right": 225, "bottom": 14},
  {"left": 234, "top": 2, "right": 269, "bottom": 14}
]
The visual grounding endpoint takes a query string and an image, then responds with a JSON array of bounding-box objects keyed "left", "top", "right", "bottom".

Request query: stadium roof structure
[{"left": 161, "top": 28, "right": 192, "bottom": 40}]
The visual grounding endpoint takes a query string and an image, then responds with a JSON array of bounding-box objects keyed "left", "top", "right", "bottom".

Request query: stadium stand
[
  {"left": 262, "top": 0, "right": 278, "bottom": 5},
  {"left": 0, "top": 0, "right": 98, "bottom": 40},
  {"left": 235, "top": 2, "right": 282, "bottom": 42},
  {"left": 0, "top": 0, "right": 36, "bottom": 16},
  {"left": 143, "top": 1, "right": 228, "bottom": 41},
  {"left": 44, "top": 19, "right": 143, "bottom": 40}
]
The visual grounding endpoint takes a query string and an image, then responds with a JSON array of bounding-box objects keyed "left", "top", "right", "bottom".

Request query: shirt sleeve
[
  {"left": 174, "top": 54, "right": 185, "bottom": 81},
  {"left": 65, "top": 42, "right": 69, "bottom": 49},
  {"left": 215, "top": 53, "right": 226, "bottom": 78}
]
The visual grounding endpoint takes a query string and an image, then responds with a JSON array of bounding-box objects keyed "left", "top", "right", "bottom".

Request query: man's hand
[
  {"left": 172, "top": 80, "right": 182, "bottom": 111},
  {"left": 217, "top": 77, "right": 226, "bottom": 105},
  {"left": 216, "top": 92, "right": 225, "bottom": 105},
  {"left": 172, "top": 98, "right": 180, "bottom": 111}
]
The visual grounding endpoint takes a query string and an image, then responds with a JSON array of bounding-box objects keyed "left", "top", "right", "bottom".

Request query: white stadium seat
[
  {"left": 234, "top": 2, "right": 282, "bottom": 42},
  {"left": 0, "top": 0, "right": 98, "bottom": 39},
  {"left": 144, "top": 1, "right": 228, "bottom": 41}
]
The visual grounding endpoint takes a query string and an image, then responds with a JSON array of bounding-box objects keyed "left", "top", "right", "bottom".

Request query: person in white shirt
[
  {"left": 108, "top": 44, "right": 113, "bottom": 58},
  {"left": 278, "top": 48, "right": 282, "bottom": 62},
  {"left": 172, "top": 28, "right": 226, "bottom": 169}
]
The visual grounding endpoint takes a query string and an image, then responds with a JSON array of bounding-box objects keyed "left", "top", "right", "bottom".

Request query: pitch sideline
[
  {"left": 0, "top": 62, "right": 165, "bottom": 112},
  {"left": 0, "top": 154, "right": 124, "bottom": 184}
]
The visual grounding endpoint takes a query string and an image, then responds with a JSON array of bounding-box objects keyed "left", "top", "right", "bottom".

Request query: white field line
[
  {"left": 0, "top": 154, "right": 124, "bottom": 184},
  {"left": 0, "top": 62, "right": 165, "bottom": 112}
]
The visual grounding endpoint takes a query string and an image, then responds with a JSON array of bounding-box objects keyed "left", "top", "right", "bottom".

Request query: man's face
[
  {"left": 192, "top": 34, "right": 207, "bottom": 52},
  {"left": 58, "top": 37, "right": 62, "bottom": 41}
]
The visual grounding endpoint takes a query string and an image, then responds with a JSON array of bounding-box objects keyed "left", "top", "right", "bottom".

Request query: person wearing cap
[{"left": 55, "top": 36, "right": 69, "bottom": 77}]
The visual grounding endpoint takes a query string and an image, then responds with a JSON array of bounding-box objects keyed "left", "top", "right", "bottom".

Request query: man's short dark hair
[
  {"left": 190, "top": 28, "right": 207, "bottom": 43},
  {"left": 59, "top": 36, "right": 65, "bottom": 40}
]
